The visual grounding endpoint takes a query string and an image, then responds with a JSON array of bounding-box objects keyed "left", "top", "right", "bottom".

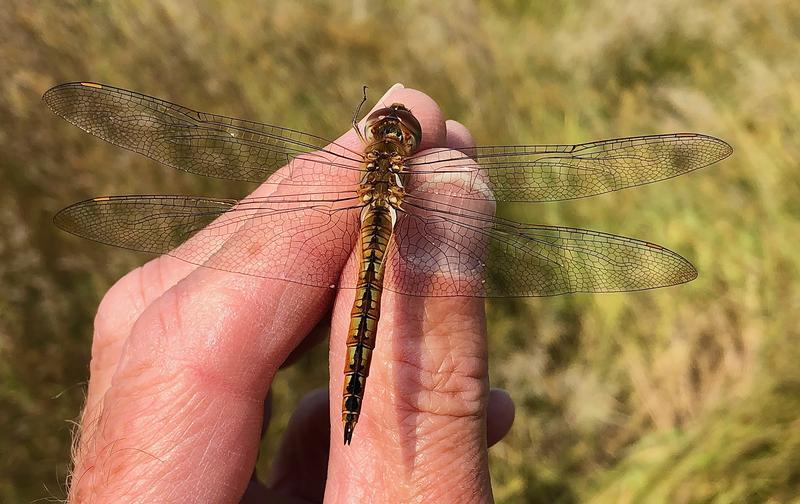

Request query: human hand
[{"left": 67, "top": 84, "right": 515, "bottom": 503}]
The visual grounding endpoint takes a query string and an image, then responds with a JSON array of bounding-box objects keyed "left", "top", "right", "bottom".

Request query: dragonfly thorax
[
  {"left": 358, "top": 150, "right": 406, "bottom": 214},
  {"left": 357, "top": 103, "right": 420, "bottom": 216}
]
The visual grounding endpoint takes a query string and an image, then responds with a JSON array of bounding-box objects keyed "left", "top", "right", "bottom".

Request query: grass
[{"left": 1, "top": 0, "right": 798, "bottom": 501}]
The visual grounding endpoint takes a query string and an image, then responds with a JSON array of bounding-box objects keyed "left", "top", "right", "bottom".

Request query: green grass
[{"left": 1, "top": 0, "right": 798, "bottom": 501}]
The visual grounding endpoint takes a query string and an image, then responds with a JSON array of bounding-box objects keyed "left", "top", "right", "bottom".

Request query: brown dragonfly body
[
  {"left": 43, "top": 82, "right": 732, "bottom": 445},
  {"left": 344, "top": 105, "right": 421, "bottom": 443}
]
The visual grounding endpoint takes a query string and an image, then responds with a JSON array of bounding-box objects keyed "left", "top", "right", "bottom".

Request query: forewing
[
  {"left": 43, "top": 82, "right": 363, "bottom": 183},
  {"left": 407, "top": 133, "right": 732, "bottom": 202}
]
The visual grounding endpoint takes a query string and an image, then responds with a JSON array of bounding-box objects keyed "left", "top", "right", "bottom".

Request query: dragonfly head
[{"left": 364, "top": 103, "right": 422, "bottom": 154}]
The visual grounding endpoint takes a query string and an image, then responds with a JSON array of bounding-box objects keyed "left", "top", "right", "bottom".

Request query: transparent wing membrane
[
  {"left": 408, "top": 133, "right": 732, "bottom": 202},
  {"left": 47, "top": 83, "right": 728, "bottom": 298},
  {"left": 55, "top": 194, "right": 362, "bottom": 288},
  {"left": 43, "top": 82, "right": 363, "bottom": 184},
  {"left": 55, "top": 193, "right": 697, "bottom": 297},
  {"left": 383, "top": 195, "right": 696, "bottom": 297}
]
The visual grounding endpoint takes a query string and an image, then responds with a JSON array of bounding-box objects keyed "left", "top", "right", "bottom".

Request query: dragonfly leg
[{"left": 351, "top": 85, "right": 369, "bottom": 145}]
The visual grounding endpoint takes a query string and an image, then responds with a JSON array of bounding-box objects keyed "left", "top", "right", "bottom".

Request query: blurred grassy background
[{"left": 1, "top": 0, "right": 798, "bottom": 502}]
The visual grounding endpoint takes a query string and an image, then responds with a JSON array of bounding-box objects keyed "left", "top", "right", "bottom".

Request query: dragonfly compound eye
[
  {"left": 390, "top": 104, "right": 422, "bottom": 152},
  {"left": 364, "top": 105, "right": 422, "bottom": 153}
]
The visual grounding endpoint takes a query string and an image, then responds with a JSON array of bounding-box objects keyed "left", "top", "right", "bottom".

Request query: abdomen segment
[{"left": 342, "top": 205, "right": 393, "bottom": 444}]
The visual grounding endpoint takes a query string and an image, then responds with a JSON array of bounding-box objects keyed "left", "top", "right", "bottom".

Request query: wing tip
[
  {"left": 696, "top": 132, "right": 734, "bottom": 162},
  {"left": 42, "top": 81, "right": 105, "bottom": 114},
  {"left": 52, "top": 203, "right": 78, "bottom": 234},
  {"left": 661, "top": 132, "right": 733, "bottom": 165},
  {"left": 41, "top": 82, "right": 71, "bottom": 114},
  {"left": 680, "top": 260, "right": 699, "bottom": 284},
  {"left": 718, "top": 137, "right": 734, "bottom": 161},
  {"left": 666, "top": 248, "right": 699, "bottom": 286},
  {"left": 53, "top": 195, "right": 110, "bottom": 234}
]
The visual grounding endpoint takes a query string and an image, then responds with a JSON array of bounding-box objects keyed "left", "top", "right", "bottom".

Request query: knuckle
[{"left": 393, "top": 350, "right": 488, "bottom": 420}]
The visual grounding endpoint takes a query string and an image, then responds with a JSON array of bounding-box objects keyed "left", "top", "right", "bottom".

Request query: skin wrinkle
[
  {"left": 102, "top": 373, "right": 256, "bottom": 500},
  {"left": 161, "top": 283, "right": 186, "bottom": 357},
  {"left": 396, "top": 409, "right": 483, "bottom": 461},
  {"left": 101, "top": 379, "right": 171, "bottom": 445},
  {"left": 185, "top": 405, "right": 229, "bottom": 497},
  {"left": 388, "top": 305, "right": 487, "bottom": 419},
  {"left": 193, "top": 403, "right": 224, "bottom": 491},
  {"left": 413, "top": 449, "right": 485, "bottom": 503},
  {"left": 96, "top": 370, "right": 186, "bottom": 459},
  {"left": 157, "top": 389, "right": 202, "bottom": 453},
  {"left": 390, "top": 351, "right": 486, "bottom": 419}
]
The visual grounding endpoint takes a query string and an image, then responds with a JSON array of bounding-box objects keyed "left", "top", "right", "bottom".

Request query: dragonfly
[{"left": 44, "top": 82, "right": 732, "bottom": 444}]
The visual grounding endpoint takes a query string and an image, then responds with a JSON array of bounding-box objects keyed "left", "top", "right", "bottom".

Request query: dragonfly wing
[
  {"left": 407, "top": 133, "right": 732, "bottom": 202},
  {"left": 383, "top": 194, "right": 696, "bottom": 297},
  {"left": 55, "top": 192, "right": 362, "bottom": 288},
  {"left": 43, "top": 82, "right": 364, "bottom": 183}
]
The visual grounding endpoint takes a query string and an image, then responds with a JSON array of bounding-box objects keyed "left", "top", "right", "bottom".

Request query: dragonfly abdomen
[{"left": 342, "top": 204, "right": 394, "bottom": 445}]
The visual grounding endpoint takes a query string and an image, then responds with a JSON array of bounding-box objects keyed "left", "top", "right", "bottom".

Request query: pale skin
[{"left": 68, "top": 84, "right": 515, "bottom": 503}]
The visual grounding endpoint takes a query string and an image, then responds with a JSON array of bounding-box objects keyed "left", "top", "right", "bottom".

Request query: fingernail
[{"left": 377, "top": 82, "right": 404, "bottom": 103}]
